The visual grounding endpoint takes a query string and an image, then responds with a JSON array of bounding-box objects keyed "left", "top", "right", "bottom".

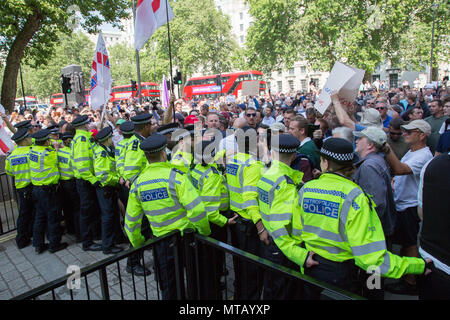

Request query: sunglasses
[
  {"left": 246, "top": 113, "right": 256, "bottom": 117},
  {"left": 375, "top": 107, "right": 386, "bottom": 110}
]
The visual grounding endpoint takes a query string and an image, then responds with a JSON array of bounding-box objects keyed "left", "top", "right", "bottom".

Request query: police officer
[
  {"left": 226, "top": 126, "right": 267, "bottom": 300},
  {"left": 124, "top": 134, "right": 211, "bottom": 300},
  {"left": 30, "top": 129, "right": 67, "bottom": 254},
  {"left": 116, "top": 121, "right": 135, "bottom": 186},
  {"left": 47, "top": 125, "right": 63, "bottom": 149},
  {"left": 14, "top": 120, "right": 37, "bottom": 136},
  {"left": 170, "top": 124, "right": 195, "bottom": 173},
  {"left": 156, "top": 122, "right": 180, "bottom": 161},
  {"left": 93, "top": 126, "right": 124, "bottom": 254},
  {"left": 5, "top": 129, "right": 34, "bottom": 249},
  {"left": 57, "top": 132, "right": 81, "bottom": 241},
  {"left": 122, "top": 114, "right": 154, "bottom": 275},
  {"left": 293, "top": 138, "right": 431, "bottom": 299},
  {"left": 189, "top": 140, "right": 237, "bottom": 298},
  {"left": 257, "top": 134, "right": 304, "bottom": 300},
  {"left": 70, "top": 115, "right": 102, "bottom": 252}
]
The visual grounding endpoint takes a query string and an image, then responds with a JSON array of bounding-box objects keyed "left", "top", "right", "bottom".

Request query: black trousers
[
  {"left": 262, "top": 236, "right": 304, "bottom": 300},
  {"left": 418, "top": 264, "right": 450, "bottom": 300},
  {"left": 15, "top": 185, "right": 35, "bottom": 247},
  {"left": 304, "top": 254, "right": 356, "bottom": 300},
  {"left": 58, "top": 179, "right": 80, "bottom": 239},
  {"left": 229, "top": 215, "right": 263, "bottom": 300},
  {"left": 32, "top": 185, "right": 63, "bottom": 250},
  {"left": 153, "top": 237, "right": 178, "bottom": 300},
  {"left": 76, "top": 179, "right": 100, "bottom": 249},
  {"left": 96, "top": 186, "right": 122, "bottom": 250}
]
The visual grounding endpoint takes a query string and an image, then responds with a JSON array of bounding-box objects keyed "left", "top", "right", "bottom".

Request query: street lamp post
[{"left": 429, "top": 3, "right": 439, "bottom": 82}]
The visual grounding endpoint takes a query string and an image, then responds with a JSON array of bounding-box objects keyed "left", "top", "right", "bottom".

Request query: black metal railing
[
  {"left": 0, "top": 172, "right": 19, "bottom": 236},
  {"left": 12, "top": 228, "right": 364, "bottom": 301}
]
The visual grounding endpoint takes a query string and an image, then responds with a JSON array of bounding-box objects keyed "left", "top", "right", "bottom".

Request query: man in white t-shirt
[{"left": 382, "top": 119, "right": 433, "bottom": 295}]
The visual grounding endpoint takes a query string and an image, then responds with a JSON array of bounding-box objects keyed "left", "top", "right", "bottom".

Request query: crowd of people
[{"left": 2, "top": 79, "right": 449, "bottom": 300}]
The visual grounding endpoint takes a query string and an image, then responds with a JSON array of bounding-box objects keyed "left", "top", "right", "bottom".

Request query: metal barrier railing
[
  {"left": 12, "top": 228, "right": 364, "bottom": 300},
  {"left": 0, "top": 172, "right": 19, "bottom": 236}
]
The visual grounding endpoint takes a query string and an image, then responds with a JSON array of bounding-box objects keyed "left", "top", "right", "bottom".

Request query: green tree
[
  {"left": 17, "top": 32, "right": 94, "bottom": 102},
  {"left": 144, "top": 0, "right": 242, "bottom": 85},
  {"left": 0, "top": 0, "right": 130, "bottom": 112},
  {"left": 245, "top": 0, "right": 449, "bottom": 77}
]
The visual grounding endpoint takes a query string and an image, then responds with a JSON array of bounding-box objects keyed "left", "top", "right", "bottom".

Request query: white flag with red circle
[{"left": 134, "top": 0, "right": 174, "bottom": 51}]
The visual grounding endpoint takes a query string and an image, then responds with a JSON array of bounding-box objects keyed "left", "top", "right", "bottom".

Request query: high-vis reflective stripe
[
  {"left": 189, "top": 211, "right": 207, "bottom": 223},
  {"left": 74, "top": 157, "right": 91, "bottom": 162},
  {"left": 13, "top": 170, "right": 29, "bottom": 175},
  {"left": 144, "top": 205, "right": 182, "bottom": 216},
  {"left": 227, "top": 184, "right": 241, "bottom": 193},
  {"left": 125, "top": 166, "right": 141, "bottom": 171},
  {"left": 184, "top": 197, "right": 202, "bottom": 210},
  {"left": 308, "top": 243, "right": 346, "bottom": 255},
  {"left": 125, "top": 211, "right": 144, "bottom": 223},
  {"left": 302, "top": 225, "right": 343, "bottom": 243},
  {"left": 260, "top": 176, "right": 276, "bottom": 186},
  {"left": 149, "top": 211, "right": 187, "bottom": 228},
  {"left": 125, "top": 223, "right": 141, "bottom": 233},
  {"left": 205, "top": 205, "right": 220, "bottom": 212},
  {"left": 202, "top": 196, "right": 221, "bottom": 202},
  {"left": 351, "top": 240, "right": 386, "bottom": 256},
  {"left": 270, "top": 227, "right": 289, "bottom": 239},
  {"left": 243, "top": 186, "right": 258, "bottom": 193},
  {"left": 15, "top": 178, "right": 31, "bottom": 183},
  {"left": 78, "top": 167, "right": 91, "bottom": 173},
  {"left": 292, "top": 228, "right": 302, "bottom": 237},
  {"left": 338, "top": 187, "right": 363, "bottom": 242},
  {"left": 31, "top": 172, "right": 59, "bottom": 181},
  {"left": 242, "top": 199, "right": 258, "bottom": 208},
  {"left": 379, "top": 252, "right": 391, "bottom": 274}
]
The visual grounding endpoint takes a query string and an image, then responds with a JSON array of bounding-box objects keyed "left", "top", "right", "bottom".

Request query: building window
[
  {"left": 389, "top": 74, "right": 398, "bottom": 88},
  {"left": 288, "top": 80, "right": 294, "bottom": 90},
  {"left": 277, "top": 81, "right": 282, "bottom": 92},
  {"left": 301, "top": 66, "right": 306, "bottom": 74},
  {"left": 240, "top": 36, "right": 244, "bottom": 43},
  {"left": 289, "top": 68, "right": 295, "bottom": 75},
  {"left": 301, "top": 79, "right": 307, "bottom": 91},
  {"left": 240, "top": 12, "right": 243, "bottom": 20},
  {"left": 240, "top": 24, "right": 244, "bottom": 31}
]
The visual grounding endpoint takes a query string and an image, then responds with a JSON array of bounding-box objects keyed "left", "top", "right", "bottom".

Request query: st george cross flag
[
  {"left": 161, "top": 75, "right": 170, "bottom": 110},
  {"left": 134, "top": 0, "right": 174, "bottom": 51},
  {"left": 0, "top": 104, "right": 15, "bottom": 155},
  {"left": 90, "top": 33, "right": 112, "bottom": 111}
]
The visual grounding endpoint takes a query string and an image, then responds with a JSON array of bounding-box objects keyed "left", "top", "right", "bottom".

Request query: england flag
[
  {"left": 90, "top": 33, "right": 112, "bottom": 111},
  {"left": 134, "top": 0, "right": 174, "bottom": 51}
]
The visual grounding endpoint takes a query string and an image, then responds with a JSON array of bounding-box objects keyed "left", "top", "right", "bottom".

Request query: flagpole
[
  {"left": 165, "top": 0, "right": 175, "bottom": 122},
  {"left": 133, "top": 0, "right": 143, "bottom": 105}
]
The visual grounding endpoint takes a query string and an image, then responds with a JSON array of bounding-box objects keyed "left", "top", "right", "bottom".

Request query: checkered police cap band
[
  {"left": 320, "top": 147, "right": 354, "bottom": 162},
  {"left": 272, "top": 147, "right": 297, "bottom": 153}
]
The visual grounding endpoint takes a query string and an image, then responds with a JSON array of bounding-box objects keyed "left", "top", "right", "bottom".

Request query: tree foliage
[
  {"left": 245, "top": 0, "right": 449, "bottom": 77},
  {"left": 0, "top": 0, "right": 130, "bottom": 112}
]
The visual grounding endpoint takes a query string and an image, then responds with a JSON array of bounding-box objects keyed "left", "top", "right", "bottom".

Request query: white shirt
[
  {"left": 262, "top": 116, "right": 275, "bottom": 126},
  {"left": 393, "top": 147, "right": 433, "bottom": 212},
  {"left": 276, "top": 114, "right": 284, "bottom": 122}
]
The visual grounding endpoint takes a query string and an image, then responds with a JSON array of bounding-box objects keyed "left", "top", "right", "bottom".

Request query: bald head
[{"left": 233, "top": 118, "right": 247, "bottom": 129}]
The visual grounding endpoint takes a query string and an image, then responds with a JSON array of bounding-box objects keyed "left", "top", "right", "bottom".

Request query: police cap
[
  {"left": 271, "top": 134, "right": 300, "bottom": 153},
  {"left": 11, "top": 128, "right": 29, "bottom": 142},
  {"left": 32, "top": 129, "right": 51, "bottom": 142},
  {"left": 58, "top": 120, "right": 67, "bottom": 128},
  {"left": 140, "top": 134, "right": 167, "bottom": 154},
  {"left": 119, "top": 121, "right": 134, "bottom": 135},
  {"left": 14, "top": 120, "right": 32, "bottom": 130},
  {"left": 131, "top": 113, "right": 152, "bottom": 125},
  {"left": 61, "top": 132, "right": 74, "bottom": 140},
  {"left": 71, "top": 115, "right": 90, "bottom": 127},
  {"left": 46, "top": 125, "right": 59, "bottom": 134},
  {"left": 156, "top": 122, "right": 179, "bottom": 136},
  {"left": 95, "top": 126, "right": 113, "bottom": 142}
]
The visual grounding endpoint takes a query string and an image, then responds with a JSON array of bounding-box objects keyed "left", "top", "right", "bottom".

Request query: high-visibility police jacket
[
  {"left": 170, "top": 149, "right": 193, "bottom": 173},
  {"left": 257, "top": 160, "right": 306, "bottom": 267},
  {"left": 29, "top": 145, "right": 60, "bottom": 186},
  {"left": 226, "top": 152, "right": 264, "bottom": 224},
  {"left": 294, "top": 173, "right": 425, "bottom": 277},
  {"left": 57, "top": 146, "right": 74, "bottom": 181},
  {"left": 123, "top": 135, "right": 147, "bottom": 183},
  {"left": 70, "top": 130, "right": 96, "bottom": 184},
  {"left": 93, "top": 144, "right": 119, "bottom": 187},
  {"left": 5, "top": 146, "right": 32, "bottom": 189},
  {"left": 125, "top": 161, "right": 211, "bottom": 247},
  {"left": 189, "top": 163, "right": 228, "bottom": 227},
  {"left": 115, "top": 136, "right": 132, "bottom": 179}
]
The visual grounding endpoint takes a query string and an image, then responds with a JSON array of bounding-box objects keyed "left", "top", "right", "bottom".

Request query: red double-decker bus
[
  {"left": 50, "top": 89, "right": 90, "bottom": 108},
  {"left": 111, "top": 82, "right": 160, "bottom": 102},
  {"left": 183, "top": 70, "right": 266, "bottom": 100}
]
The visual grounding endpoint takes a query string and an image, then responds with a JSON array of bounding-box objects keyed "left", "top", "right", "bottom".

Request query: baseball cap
[
  {"left": 184, "top": 115, "right": 199, "bottom": 125},
  {"left": 354, "top": 126, "right": 387, "bottom": 146},
  {"left": 401, "top": 120, "right": 432, "bottom": 136},
  {"left": 357, "top": 108, "right": 383, "bottom": 128},
  {"left": 116, "top": 118, "right": 126, "bottom": 126}
]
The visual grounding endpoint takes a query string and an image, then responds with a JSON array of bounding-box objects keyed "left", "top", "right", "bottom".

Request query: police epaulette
[
  {"left": 284, "top": 175, "right": 295, "bottom": 185},
  {"left": 210, "top": 166, "right": 219, "bottom": 175},
  {"left": 89, "top": 137, "right": 95, "bottom": 143},
  {"left": 132, "top": 140, "right": 139, "bottom": 151},
  {"left": 172, "top": 168, "right": 185, "bottom": 175}
]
